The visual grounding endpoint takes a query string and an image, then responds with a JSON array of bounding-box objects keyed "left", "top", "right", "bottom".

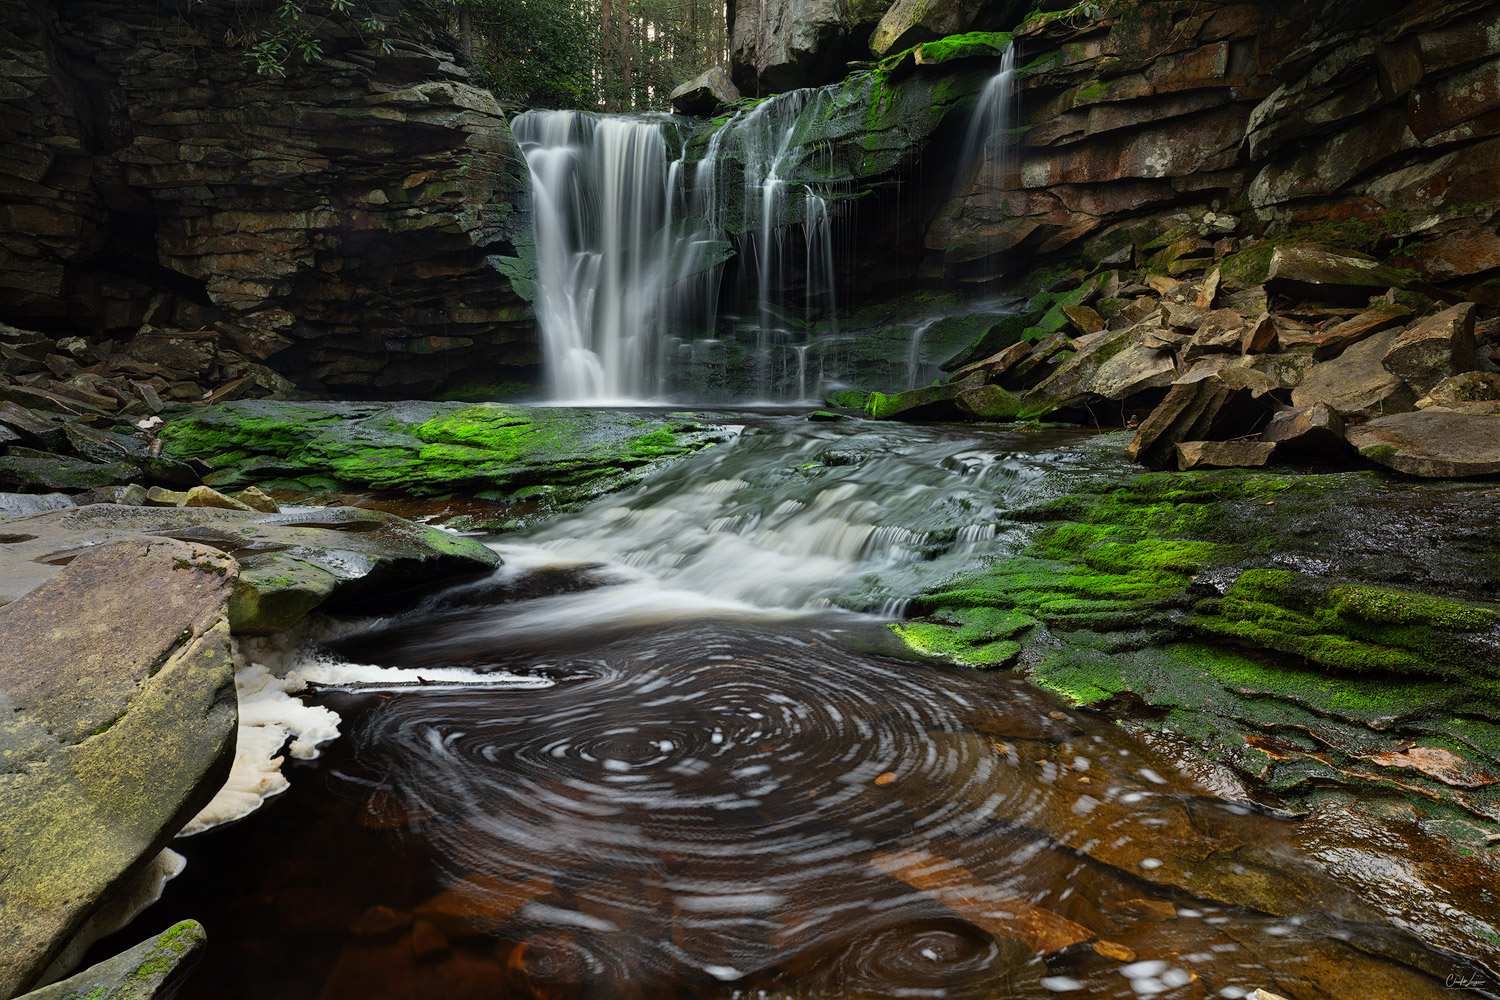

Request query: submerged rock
[
  {"left": 0, "top": 540, "right": 237, "bottom": 997},
  {"left": 17, "top": 920, "right": 206, "bottom": 1000}
]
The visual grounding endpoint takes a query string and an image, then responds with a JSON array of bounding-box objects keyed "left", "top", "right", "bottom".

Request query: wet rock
[
  {"left": 1277, "top": 303, "right": 1411, "bottom": 360},
  {"left": 1259, "top": 403, "right": 1348, "bottom": 459},
  {"left": 1175, "top": 440, "right": 1277, "bottom": 470},
  {"left": 866, "top": 380, "right": 975, "bottom": 421},
  {"left": 16, "top": 920, "right": 206, "bottom": 1000},
  {"left": 1381, "top": 303, "right": 1478, "bottom": 397},
  {"left": 670, "top": 67, "right": 740, "bottom": 114},
  {"left": 183, "top": 485, "right": 255, "bottom": 512},
  {"left": 0, "top": 539, "right": 237, "bottom": 997},
  {"left": 0, "top": 503, "right": 501, "bottom": 632},
  {"left": 234, "top": 486, "right": 280, "bottom": 513},
  {"left": 869, "top": 0, "right": 1025, "bottom": 57},
  {"left": 0, "top": 454, "right": 137, "bottom": 492},
  {"left": 805, "top": 410, "right": 845, "bottom": 422},
  {"left": 955, "top": 384, "right": 1022, "bottom": 422},
  {"left": 1347, "top": 409, "right": 1500, "bottom": 478},
  {"left": 1417, "top": 371, "right": 1500, "bottom": 409},
  {"left": 1291, "top": 326, "right": 1416, "bottom": 418},
  {"left": 158, "top": 401, "right": 729, "bottom": 516}
]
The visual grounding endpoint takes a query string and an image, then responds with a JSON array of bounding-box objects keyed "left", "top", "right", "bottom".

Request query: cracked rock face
[
  {"left": 0, "top": 538, "right": 238, "bottom": 999},
  {"left": 0, "top": 0, "right": 536, "bottom": 396}
]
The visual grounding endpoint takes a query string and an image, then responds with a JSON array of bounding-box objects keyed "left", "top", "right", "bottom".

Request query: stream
[{"left": 122, "top": 412, "right": 1487, "bottom": 999}]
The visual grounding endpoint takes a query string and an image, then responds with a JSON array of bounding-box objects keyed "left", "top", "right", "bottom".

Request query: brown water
[{"left": 100, "top": 417, "right": 1495, "bottom": 999}]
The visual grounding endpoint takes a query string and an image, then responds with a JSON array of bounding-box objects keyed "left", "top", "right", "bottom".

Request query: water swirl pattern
[{"left": 154, "top": 417, "right": 1485, "bottom": 1000}]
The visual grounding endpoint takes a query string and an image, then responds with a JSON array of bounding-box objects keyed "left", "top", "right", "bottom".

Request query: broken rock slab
[
  {"left": 16, "top": 920, "right": 206, "bottom": 1000},
  {"left": 1381, "top": 302, "right": 1478, "bottom": 397},
  {"left": 1260, "top": 403, "right": 1348, "bottom": 459},
  {"left": 669, "top": 67, "right": 741, "bottom": 115},
  {"left": 1264, "top": 245, "right": 1411, "bottom": 303},
  {"left": 1176, "top": 440, "right": 1277, "bottom": 470},
  {"left": 1291, "top": 325, "right": 1416, "bottom": 418},
  {"left": 0, "top": 539, "right": 238, "bottom": 998},
  {"left": 1347, "top": 409, "right": 1500, "bottom": 478}
]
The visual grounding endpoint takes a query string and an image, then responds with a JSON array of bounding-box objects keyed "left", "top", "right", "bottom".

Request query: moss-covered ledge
[
  {"left": 157, "top": 400, "right": 732, "bottom": 521},
  {"left": 891, "top": 453, "right": 1500, "bottom": 839}
]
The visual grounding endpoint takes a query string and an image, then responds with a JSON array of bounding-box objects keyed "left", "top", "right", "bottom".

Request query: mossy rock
[
  {"left": 157, "top": 400, "right": 730, "bottom": 519},
  {"left": 18, "top": 920, "right": 206, "bottom": 1000}
]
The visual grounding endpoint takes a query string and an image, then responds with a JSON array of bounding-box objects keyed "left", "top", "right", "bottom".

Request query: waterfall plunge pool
[{"left": 98, "top": 413, "right": 1495, "bottom": 999}]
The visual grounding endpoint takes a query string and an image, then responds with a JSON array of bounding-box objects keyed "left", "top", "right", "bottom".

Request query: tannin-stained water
[{"left": 126, "top": 415, "right": 1482, "bottom": 1000}]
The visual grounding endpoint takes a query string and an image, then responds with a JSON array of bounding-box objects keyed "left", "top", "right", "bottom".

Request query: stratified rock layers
[{"left": 0, "top": 0, "right": 534, "bottom": 394}]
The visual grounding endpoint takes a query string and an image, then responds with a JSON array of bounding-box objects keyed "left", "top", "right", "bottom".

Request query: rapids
[{"left": 122, "top": 414, "right": 1489, "bottom": 1000}]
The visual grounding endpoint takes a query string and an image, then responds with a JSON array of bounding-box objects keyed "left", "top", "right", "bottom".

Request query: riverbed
[{"left": 95, "top": 413, "right": 1497, "bottom": 998}]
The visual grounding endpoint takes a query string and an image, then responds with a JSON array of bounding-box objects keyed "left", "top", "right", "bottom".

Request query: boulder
[
  {"left": 1021, "top": 329, "right": 1177, "bottom": 416},
  {"left": 0, "top": 504, "right": 501, "bottom": 633},
  {"left": 1264, "top": 246, "right": 1410, "bottom": 303},
  {"left": 955, "top": 384, "right": 1023, "bottom": 421},
  {"left": 1417, "top": 371, "right": 1500, "bottom": 409},
  {"left": 1276, "top": 303, "right": 1410, "bottom": 360},
  {"left": 0, "top": 540, "right": 238, "bottom": 998},
  {"left": 730, "top": 0, "right": 849, "bottom": 92},
  {"left": 669, "top": 67, "right": 741, "bottom": 115},
  {"left": 234, "top": 486, "right": 280, "bottom": 513},
  {"left": 1290, "top": 326, "right": 1416, "bottom": 418},
  {"left": 1126, "top": 374, "right": 1271, "bottom": 469},
  {"left": 1347, "top": 409, "right": 1500, "bottom": 478},
  {"left": 869, "top": 0, "right": 1027, "bottom": 56},
  {"left": 1062, "top": 304, "right": 1105, "bottom": 335},
  {"left": 866, "top": 379, "right": 979, "bottom": 421},
  {"left": 18, "top": 920, "right": 206, "bottom": 1000},
  {"left": 183, "top": 485, "right": 255, "bottom": 511},
  {"left": 1175, "top": 440, "right": 1277, "bottom": 470},
  {"left": 1259, "top": 403, "right": 1348, "bottom": 459},
  {"left": 1381, "top": 303, "right": 1478, "bottom": 397},
  {"left": 950, "top": 340, "right": 1032, "bottom": 382}
]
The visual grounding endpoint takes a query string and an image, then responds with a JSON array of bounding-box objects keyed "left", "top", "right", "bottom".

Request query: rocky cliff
[
  {"left": 0, "top": 0, "right": 535, "bottom": 396},
  {"left": 935, "top": 0, "right": 1500, "bottom": 293}
]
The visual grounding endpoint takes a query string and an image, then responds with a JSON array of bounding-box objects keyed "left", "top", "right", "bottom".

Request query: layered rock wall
[
  {"left": 935, "top": 0, "right": 1500, "bottom": 292},
  {"left": 0, "top": 0, "right": 535, "bottom": 395}
]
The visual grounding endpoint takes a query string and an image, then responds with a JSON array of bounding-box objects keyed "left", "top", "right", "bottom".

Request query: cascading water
[
  {"left": 515, "top": 46, "right": 1018, "bottom": 404},
  {"left": 514, "top": 111, "right": 683, "bottom": 402}
]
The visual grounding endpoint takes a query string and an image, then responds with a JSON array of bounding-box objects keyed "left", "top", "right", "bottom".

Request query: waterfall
[
  {"left": 513, "top": 49, "right": 1015, "bottom": 403},
  {"left": 949, "top": 43, "right": 1019, "bottom": 287},
  {"left": 515, "top": 110, "right": 686, "bottom": 402}
]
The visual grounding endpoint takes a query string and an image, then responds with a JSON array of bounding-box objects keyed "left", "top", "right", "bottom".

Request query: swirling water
[{"left": 147, "top": 414, "right": 1481, "bottom": 999}]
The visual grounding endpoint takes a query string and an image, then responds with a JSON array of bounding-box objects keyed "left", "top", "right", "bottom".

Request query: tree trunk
[{"left": 456, "top": 4, "right": 472, "bottom": 62}]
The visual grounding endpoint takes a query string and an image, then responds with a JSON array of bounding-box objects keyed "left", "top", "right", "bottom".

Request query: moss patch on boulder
[{"left": 157, "top": 401, "right": 730, "bottom": 518}]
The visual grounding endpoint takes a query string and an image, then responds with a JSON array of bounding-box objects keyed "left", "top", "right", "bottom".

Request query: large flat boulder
[
  {"left": 156, "top": 401, "right": 729, "bottom": 518},
  {"left": 0, "top": 504, "right": 501, "bottom": 633},
  {"left": 1347, "top": 409, "right": 1500, "bottom": 478},
  {"left": 1264, "top": 246, "right": 1410, "bottom": 303},
  {"left": 0, "top": 540, "right": 237, "bottom": 998}
]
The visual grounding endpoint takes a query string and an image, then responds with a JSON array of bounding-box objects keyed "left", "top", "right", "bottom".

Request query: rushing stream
[{"left": 115, "top": 414, "right": 1487, "bottom": 999}]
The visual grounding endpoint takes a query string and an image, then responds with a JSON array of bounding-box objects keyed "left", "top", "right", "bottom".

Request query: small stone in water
[
  {"left": 1094, "top": 940, "right": 1137, "bottom": 962},
  {"left": 1040, "top": 977, "right": 1086, "bottom": 992},
  {"left": 875, "top": 771, "right": 897, "bottom": 786}
]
